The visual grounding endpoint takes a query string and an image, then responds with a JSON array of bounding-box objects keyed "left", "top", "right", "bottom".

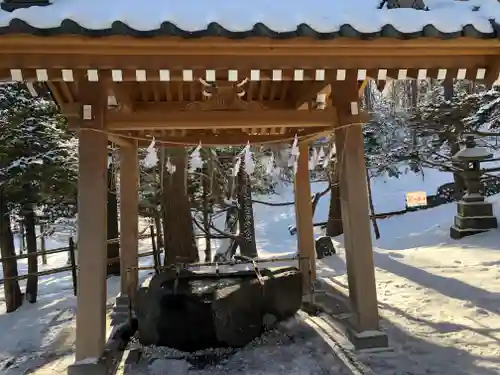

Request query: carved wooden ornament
[{"left": 186, "top": 78, "right": 263, "bottom": 111}]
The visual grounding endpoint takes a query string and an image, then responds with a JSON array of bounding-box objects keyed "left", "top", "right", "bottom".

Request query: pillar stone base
[
  {"left": 345, "top": 328, "right": 389, "bottom": 351},
  {"left": 313, "top": 280, "right": 389, "bottom": 351},
  {"left": 67, "top": 361, "right": 107, "bottom": 375},
  {"left": 450, "top": 200, "right": 497, "bottom": 239},
  {"left": 450, "top": 226, "right": 492, "bottom": 239},
  {"left": 110, "top": 294, "right": 131, "bottom": 325}
]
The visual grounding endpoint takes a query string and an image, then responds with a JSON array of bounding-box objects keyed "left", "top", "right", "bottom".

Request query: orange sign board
[{"left": 406, "top": 191, "right": 427, "bottom": 208}]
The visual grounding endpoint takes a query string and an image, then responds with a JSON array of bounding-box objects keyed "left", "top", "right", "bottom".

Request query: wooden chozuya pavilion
[{"left": 1, "top": 0, "right": 500, "bottom": 372}]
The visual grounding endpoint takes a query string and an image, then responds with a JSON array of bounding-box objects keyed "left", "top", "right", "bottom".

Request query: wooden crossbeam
[
  {"left": 105, "top": 109, "right": 336, "bottom": 131},
  {"left": 115, "top": 127, "right": 333, "bottom": 146}
]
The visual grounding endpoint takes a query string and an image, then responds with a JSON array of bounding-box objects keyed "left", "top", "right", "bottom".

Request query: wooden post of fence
[
  {"left": 150, "top": 225, "right": 160, "bottom": 274},
  {"left": 19, "top": 220, "right": 25, "bottom": 255},
  {"left": 68, "top": 237, "right": 78, "bottom": 296},
  {"left": 40, "top": 223, "right": 47, "bottom": 265}
]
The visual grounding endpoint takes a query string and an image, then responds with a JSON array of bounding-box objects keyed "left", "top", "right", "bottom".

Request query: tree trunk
[
  {"left": 154, "top": 210, "right": 163, "bottom": 251},
  {"left": 213, "top": 204, "right": 239, "bottom": 262},
  {"left": 366, "top": 168, "right": 380, "bottom": 240},
  {"left": 19, "top": 220, "right": 25, "bottom": 255},
  {"left": 326, "top": 161, "right": 343, "bottom": 237},
  {"left": 0, "top": 189, "right": 23, "bottom": 312},
  {"left": 443, "top": 78, "right": 466, "bottom": 200},
  {"left": 40, "top": 222, "right": 47, "bottom": 265},
  {"left": 152, "top": 158, "right": 164, "bottom": 250},
  {"left": 202, "top": 165, "right": 212, "bottom": 262},
  {"left": 24, "top": 205, "right": 38, "bottom": 303},
  {"left": 410, "top": 79, "right": 417, "bottom": 109},
  {"left": 161, "top": 147, "right": 198, "bottom": 266},
  {"left": 236, "top": 159, "right": 258, "bottom": 258},
  {"left": 107, "top": 166, "right": 120, "bottom": 275},
  {"left": 451, "top": 140, "right": 466, "bottom": 200}
]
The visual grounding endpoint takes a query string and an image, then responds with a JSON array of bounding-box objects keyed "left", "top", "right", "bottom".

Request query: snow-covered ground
[
  {"left": 253, "top": 169, "right": 500, "bottom": 375},
  {"left": 0, "top": 219, "right": 160, "bottom": 374},
  {"left": 319, "top": 200, "right": 500, "bottom": 375},
  {"left": 3, "top": 167, "right": 500, "bottom": 374},
  {"left": 129, "top": 313, "right": 351, "bottom": 375}
]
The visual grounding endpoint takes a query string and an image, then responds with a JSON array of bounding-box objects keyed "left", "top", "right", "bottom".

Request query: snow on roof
[{"left": 0, "top": 0, "right": 499, "bottom": 38}]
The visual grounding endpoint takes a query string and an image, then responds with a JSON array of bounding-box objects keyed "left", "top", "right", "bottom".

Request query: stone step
[{"left": 112, "top": 305, "right": 128, "bottom": 313}]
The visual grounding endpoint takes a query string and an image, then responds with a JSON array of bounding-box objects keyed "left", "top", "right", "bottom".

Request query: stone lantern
[{"left": 450, "top": 136, "right": 498, "bottom": 239}]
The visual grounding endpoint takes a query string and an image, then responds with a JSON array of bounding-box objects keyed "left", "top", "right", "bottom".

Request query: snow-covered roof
[{"left": 0, "top": 0, "right": 500, "bottom": 39}]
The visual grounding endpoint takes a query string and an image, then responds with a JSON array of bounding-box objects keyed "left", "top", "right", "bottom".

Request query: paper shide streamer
[
  {"left": 290, "top": 134, "right": 300, "bottom": 174},
  {"left": 165, "top": 157, "right": 176, "bottom": 174},
  {"left": 264, "top": 153, "right": 275, "bottom": 175},
  {"left": 189, "top": 142, "right": 203, "bottom": 173},
  {"left": 308, "top": 147, "right": 320, "bottom": 171},
  {"left": 144, "top": 137, "right": 158, "bottom": 168},
  {"left": 323, "top": 144, "right": 336, "bottom": 168},
  {"left": 232, "top": 142, "right": 255, "bottom": 177},
  {"left": 243, "top": 142, "right": 255, "bottom": 175},
  {"left": 318, "top": 146, "right": 325, "bottom": 162}
]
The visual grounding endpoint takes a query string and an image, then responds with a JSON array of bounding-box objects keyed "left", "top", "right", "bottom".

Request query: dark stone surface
[
  {"left": 450, "top": 226, "right": 489, "bottom": 240},
  {"left": 136, "top": 267, "right": 302, "bottom": 351},
  {"left": 315, "top": 236, "right": 336, "bottom": 259},
  {"left": 450, "top": 200, "right": 497, "bottom": 239},
  {"left": 454, "top": 215, "right": 498, "bottom": 230},
  {"left": 386, "top": 0, "right": 426, "bottom": 10},
  {"left": 262, "top": 267, "right": 303, "bottom": 320},
  {"left": 457, "top": 201, "right": 494, "bottom": 217},
  {"left": 211, "top": 277, "right": 264, "bottom": 347}
]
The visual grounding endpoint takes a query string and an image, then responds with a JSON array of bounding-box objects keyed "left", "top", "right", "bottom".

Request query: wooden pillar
[
  {"left": 75, "top": 83, "right": 108, "bottom": 361},
  {"left": 333, "top": 76, "right": 379, "bottom": 333},
  {"left": 294, "top": 141, "right": 316, "bottom": 292},
  {"left": 119, "top": 141, "right": 139, "bottom": 300}
]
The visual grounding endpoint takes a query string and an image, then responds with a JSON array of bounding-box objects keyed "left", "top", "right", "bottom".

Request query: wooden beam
[
  {"left": 119, "top": 141, "right": 139, "bottom": 301},
  {"left": 331, "top": 72, "right": 361, "bottom": 112},
  {"left": 62, "top": 100, "right": 291, "bottom": 116},
  {"left": 108, "top": 134, "right": 134, "bottom": 147},
  {"left": 332, "top": 69, "right": 380, "bottom": 334},
  {"left": 294, "top": 140, "right": 316, "bottom": 291},
  {"left": 46, "top": 81, "right": 63, "bottom": 103},
  {"left": 484, "top": 57, "right": 500, "bottom": 86},
  {"left": 335, "top": 123, "right": 380, "bottom": 333},
  {"left": 106, "top": 108, "right": 336, "bottom": 130},
  {"left": 60, "top": 102, "right": 81, "bottom": 116},
  {"left": 116, "top": 127, "right": 331, "bottom": 146},
  {"left": 0, "top": 35, "right": 499, "bottom": 56},
  {"left": 74, "top": 82, "right": 108, "bottom": 362},
  {"left": 0, "top": 54, "right": 490, "bottom": 72},
  {"left": 131, "top": 101, "right": 289, "bottom": 111}
]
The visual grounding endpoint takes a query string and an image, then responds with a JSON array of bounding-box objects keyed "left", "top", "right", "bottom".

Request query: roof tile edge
[{"left": 1, "top": 0, "right": 50, "bottom": 12}]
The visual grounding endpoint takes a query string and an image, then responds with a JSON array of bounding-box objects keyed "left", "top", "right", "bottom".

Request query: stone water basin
[{"left": 135, "top": 266, "right": 302, "bottom": 351}]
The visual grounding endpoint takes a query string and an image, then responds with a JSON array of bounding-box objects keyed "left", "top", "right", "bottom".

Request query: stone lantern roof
[{"left": 452, "top": 136, "right": 493, "bottom": 162}]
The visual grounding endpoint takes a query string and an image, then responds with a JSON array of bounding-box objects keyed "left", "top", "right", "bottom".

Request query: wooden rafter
[
  {"left": 108, "top": 84, "right": 134, "bottom": 113},
  {"left": 292, "top": 82, "right": 331, "bottom": 109}
]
